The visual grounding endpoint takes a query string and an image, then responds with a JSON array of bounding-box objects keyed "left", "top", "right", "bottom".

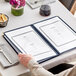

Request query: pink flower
[
  {"left": 10, "top": 0, "right": 25, "bottom": 8},
  {"left": 20, "top": 0, "right": 25, "bottom": 7}
]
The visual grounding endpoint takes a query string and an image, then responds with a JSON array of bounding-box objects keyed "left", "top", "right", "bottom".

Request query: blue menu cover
[{"left": 3, "top": 16, "right": 76, "bottom": 63}]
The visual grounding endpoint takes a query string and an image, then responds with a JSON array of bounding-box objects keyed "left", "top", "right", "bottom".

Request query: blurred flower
[{"left": 10, "top": 0, "right": 25, "bottom": 8}]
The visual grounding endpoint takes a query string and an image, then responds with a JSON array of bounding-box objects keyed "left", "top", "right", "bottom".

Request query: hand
[{"left": 18, "top": 53, "right": 32, "bottom": 68}]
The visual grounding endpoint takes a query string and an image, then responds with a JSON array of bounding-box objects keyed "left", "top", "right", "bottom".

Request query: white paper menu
[
  {"left": 5, "top": 26, "right": 56, "bottom": 61},
  {"left": 34, "top": 17, "right": 76, "bottom": 53}
]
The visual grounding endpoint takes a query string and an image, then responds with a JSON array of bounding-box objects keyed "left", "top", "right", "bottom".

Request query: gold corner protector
[{"left": 2, "top": 32, "right": 4, "bottom": 36}]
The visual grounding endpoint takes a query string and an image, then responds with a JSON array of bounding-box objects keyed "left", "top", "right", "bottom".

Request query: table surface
[{"left": 0, "top": 0, "right": 76, "bottom": 76}]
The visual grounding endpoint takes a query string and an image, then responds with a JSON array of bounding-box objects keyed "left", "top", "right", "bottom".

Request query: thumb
[{"left": 18, "top": 53, "right": 22, "bottom": 57}]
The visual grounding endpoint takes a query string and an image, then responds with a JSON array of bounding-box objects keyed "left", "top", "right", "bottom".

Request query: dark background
[{"left": 59, "top": 0, "right": 75, "bottom": 10}]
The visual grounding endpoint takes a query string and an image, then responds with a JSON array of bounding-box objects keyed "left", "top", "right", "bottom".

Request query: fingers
[
  {"left": 18, "top": 53, "right": 24, "bottom": 57},
  {"left": 18, "top": 53, "right": 33, "bottom": 67},
  {"left": 18, "top": 53, "right": 32, "bottom": 59}
]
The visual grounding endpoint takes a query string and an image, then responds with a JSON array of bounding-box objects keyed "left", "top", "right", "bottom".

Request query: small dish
[{"left": 0, "top": 13, "right": 9, "bottom": 27}]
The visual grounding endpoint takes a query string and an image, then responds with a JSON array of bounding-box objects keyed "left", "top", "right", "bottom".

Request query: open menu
[{"left": 3, "top": 16, "right": 76, "bottom": 63}]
